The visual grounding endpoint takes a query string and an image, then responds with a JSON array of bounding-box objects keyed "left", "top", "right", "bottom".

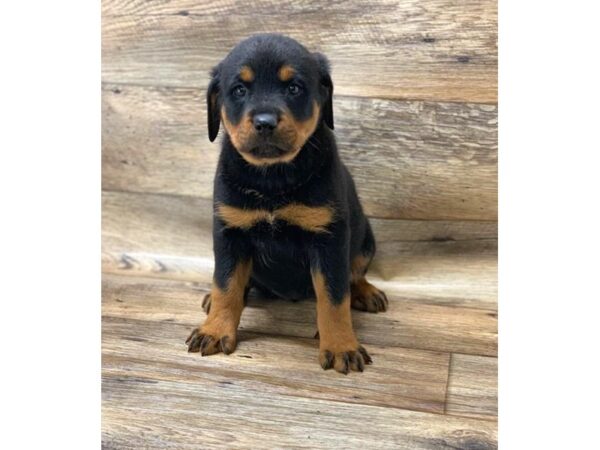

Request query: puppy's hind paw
[{"left": 351, "top": 280, "right": 388, "bottom": 313}]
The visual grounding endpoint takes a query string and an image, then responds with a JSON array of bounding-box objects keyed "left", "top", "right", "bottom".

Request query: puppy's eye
[
  {"left": 232, "top": 85, "right": 247, "bottom": 97},
  {"left": 287, "top": 83, "right": 302, "bottom": 95}
]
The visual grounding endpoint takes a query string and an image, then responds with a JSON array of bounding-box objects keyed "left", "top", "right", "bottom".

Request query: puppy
[{"left": 186, "top": 34, "right": 388, "bottom": 374}]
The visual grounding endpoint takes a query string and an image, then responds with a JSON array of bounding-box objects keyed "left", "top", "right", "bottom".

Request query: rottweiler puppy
[{"left": 186, "top": 34, "right": 388, "bottom": 374}]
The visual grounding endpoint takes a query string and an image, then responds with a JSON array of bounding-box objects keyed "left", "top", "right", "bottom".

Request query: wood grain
[
  {"left": 102, "top": 83, "right": 497, "bottom": 220},
  {"left": 103, "top": 273, "right": 497, "bottom": 356},
  {"left": 446, "top": 354, "right": 498, "bottom": 420},
  {"left": 102, "top": 190, "right": 498, "bottom": 309},
  {"left": 103, "top": 314, "right": 450, "bottom": 413},
  {"left": 103, "top": 372, "right": 497, "bottom": 449},
  {"left": 101, "top": 1, "right": 498, "bottom": 444},
  {"left": 101, "top": 0, "right": 497, "bottom": 103}
]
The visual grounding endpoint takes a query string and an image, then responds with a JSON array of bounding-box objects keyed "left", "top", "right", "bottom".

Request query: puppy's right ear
[{"left": 207, "top": 65, "right": 221, "bottom": 142}]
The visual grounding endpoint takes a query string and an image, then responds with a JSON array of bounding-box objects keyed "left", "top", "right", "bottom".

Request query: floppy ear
[
  {"left": 313, "top": 52, "right": 334, "bottom": 130},
  {"left": 207, "top": 65, "right": 221, "bottom": 142}
]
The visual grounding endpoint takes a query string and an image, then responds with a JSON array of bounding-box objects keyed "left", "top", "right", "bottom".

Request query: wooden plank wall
[
  {"left": 102, "top": 0, "right": 498, "bottom": 223},
  {"left": 102, "top": 1, "right": 498, "bottom": 448}
]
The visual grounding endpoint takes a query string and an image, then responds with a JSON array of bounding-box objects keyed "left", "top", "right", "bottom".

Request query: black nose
[{"left": 253, "top": 113, "right": 278, "bottom": 135}]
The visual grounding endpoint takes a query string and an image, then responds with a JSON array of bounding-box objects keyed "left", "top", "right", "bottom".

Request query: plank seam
[
  {"left": 102, "top": 312, "right": 497, "bottom": 357},
  {"left": 100, "top": 80, "right": 498, "bottom": 106},
  {"left": 101, "top": 188, "right": 499, "bottom": 223},
  {"left": 443, "top": 353, "right": 453, "bottom": 414},
  {"left": 102, "top": 363, "right": 450, "bottom": 417}
]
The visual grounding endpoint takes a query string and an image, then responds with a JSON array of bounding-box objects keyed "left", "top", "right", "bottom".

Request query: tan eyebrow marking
[
  {"left": 278, "top": 64, "right": 295, "bottom": 82},
  {"left": 239, "top": 65, "right": 254, "bottom": 82}
]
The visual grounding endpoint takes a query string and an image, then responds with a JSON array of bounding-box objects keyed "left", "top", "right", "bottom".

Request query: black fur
[{"left": 208, "top": 34, "right": 375, "bottom": 305}]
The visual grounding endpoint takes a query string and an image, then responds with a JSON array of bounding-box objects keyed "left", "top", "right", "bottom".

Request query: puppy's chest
[{"left": 216, "top": 201, "right": 335, "bottom": 234}]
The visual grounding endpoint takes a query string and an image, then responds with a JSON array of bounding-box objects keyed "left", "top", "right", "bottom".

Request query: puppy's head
[{"left": 207, "top": 34, "right": 334, "bottom": 166}]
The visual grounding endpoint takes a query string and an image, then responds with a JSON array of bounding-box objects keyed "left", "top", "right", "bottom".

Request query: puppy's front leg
[
  {"left": 311, "top": 241, "right": 372, "bottom": 374},
  {"left": 186, "top": 231, "right": 251, "bottom": 356}
]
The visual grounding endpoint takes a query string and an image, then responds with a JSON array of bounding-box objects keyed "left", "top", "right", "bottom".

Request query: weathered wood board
[
  {"left": 103, "top": 315, "right": 451, "bottom": 413},
  {"left": 102, "top": 275, "right": 497, "bottom": 448},
  {"left": 101, "top": 1, "right": 498, "bottom": 446},
  {"left": 102, "top": 190, "right": 498, "bottom": 309},
  {"left": 446, "top": 354, "right": 498, "bottom": 420},
  {"left": 102, "top": 84, "right": 497, "bottom": 220},
  {"left": 102, "top": 372, "right": 497, "bottom": 449},
  {"left": 102, "top": 0, "right": 497, "bottom": 104},
  {"left": 103, "top": 273, "right": 497, "bottom": 357}
]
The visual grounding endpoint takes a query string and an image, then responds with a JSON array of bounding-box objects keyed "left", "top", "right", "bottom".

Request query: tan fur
[
  {"left": 351, "top": 278, "right": 380, "bottom": 301},
  {"left": 236, "top": 148, "right": 302, "bottom": 166},
  {"left": 239, "top": 65, "right": 255, "bottom": 82},
  {"left": 313, "top": 272, "right": 357, "bottom": 352},
  {"left": 221, "top": 108, "right": 254, "bottom": 152},
  {"left": 187, "top": 260, "right": 252, "bottom": 355},
  {"left": 312, "top": 271, "right": 366, "bottom": 373},
  {"left": 216, "top": 204, "right": 271, "bottom": 230},
  {"left": 277, "top": 203, "right": 334, "bottom": 233},
  {"left": 279, "top": 101, "right": 320, "bottom": 152},
  {"left": 221, "top": 103, "right": 320, "bottom": 166},
  {"left": 217, "top": 203, "right": 334, "bottom": 233},
  {"left": 349, "top": 255, "right": 387, "bottom": 313},
  {"left": 278, "top": 64, "right": 295, "bottom": 81},
  {"left": 350, "top": 254, "right": 371, "bottom": 282}
]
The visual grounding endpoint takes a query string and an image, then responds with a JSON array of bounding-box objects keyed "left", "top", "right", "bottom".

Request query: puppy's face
[{"left": 207, "top": 34, "right": 334, "bottom": 166}]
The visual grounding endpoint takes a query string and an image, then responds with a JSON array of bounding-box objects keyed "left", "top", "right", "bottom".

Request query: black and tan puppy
[{"left": 186, "top": 34, "right": 387, "bottom": 374}]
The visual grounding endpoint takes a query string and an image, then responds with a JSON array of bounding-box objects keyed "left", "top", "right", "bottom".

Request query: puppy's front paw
[
  {"left": 351, "top": 280, "right": 388, "bottom": 313},
  {"left": 319, "top": 344, "right": 372, "bottom": 374},
  {"left": 186, "top": 325, "right": 236, "bottom": 356}
]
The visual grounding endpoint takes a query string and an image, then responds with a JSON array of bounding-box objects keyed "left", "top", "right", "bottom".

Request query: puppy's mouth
[
  {"left": 238, "top": 137, "right": 301, "bottom": 166},
  {"left": 249, "top": 143, "right": 288, "bottom": 159}
]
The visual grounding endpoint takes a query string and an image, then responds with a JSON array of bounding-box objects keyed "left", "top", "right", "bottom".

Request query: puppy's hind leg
[{"left": 350, "top": 223, "right": 388, "bottom": 313}]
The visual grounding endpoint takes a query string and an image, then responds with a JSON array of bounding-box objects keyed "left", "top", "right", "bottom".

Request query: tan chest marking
[
  {"left": 217, "top": 203, "right": 335, "bottom": 233},
  {"left": 276, "top": 203, "right": 334, "bottom": 233},
  {"left": 216, "top": 205, "right": 271, "bottom": 230}
]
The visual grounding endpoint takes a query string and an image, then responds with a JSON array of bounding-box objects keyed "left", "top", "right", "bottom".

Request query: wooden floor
[
  {"left": 102, "top": 1, "right": 497, "bottom": 447},
  {"left": 102, "top": 191, "right": 497, "bottom": 449}
]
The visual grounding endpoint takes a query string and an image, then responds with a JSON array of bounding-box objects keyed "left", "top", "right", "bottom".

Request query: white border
[{"left": 0, "top": 2, "right": 101, "bottom": 448}]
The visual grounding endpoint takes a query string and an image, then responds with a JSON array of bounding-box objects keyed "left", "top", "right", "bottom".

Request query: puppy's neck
[{"left": 220, "top": 125, "right": 334, "bottom": 197}]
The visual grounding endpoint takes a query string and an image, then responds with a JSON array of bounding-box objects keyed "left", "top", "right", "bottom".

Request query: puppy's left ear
[
  {"left": 207, "top": 64, "right": 221, "bottom": 142},
  {"left": 313, "top": 52, "right": 334, "bottom": 130}
]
